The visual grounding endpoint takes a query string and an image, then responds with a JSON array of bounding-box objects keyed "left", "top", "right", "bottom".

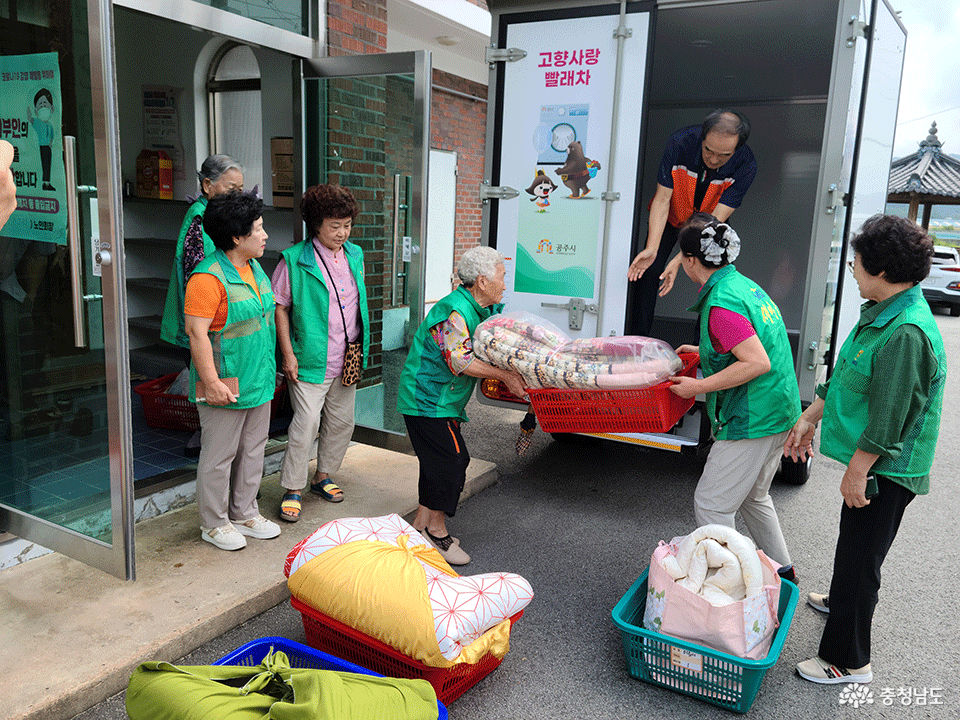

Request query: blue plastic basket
[
  {"left": 611, "top": 569, "right": 798, "bottom": 713},
  {"left": 215, "top": 636, "right": 448, "bottom": 720}
]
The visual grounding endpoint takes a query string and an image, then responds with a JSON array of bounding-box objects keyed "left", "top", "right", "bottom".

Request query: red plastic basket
[
  {"left": 134, "top": 372, "right": 287, "bottom": 432},
  {"left": 291, "top": 596, "right": 522, "bottom": 705},
  {"left": 526, "top": 352, "right": 700, "bottom": 434}
]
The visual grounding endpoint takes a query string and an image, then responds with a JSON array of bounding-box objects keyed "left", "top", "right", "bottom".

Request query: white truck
[{"left": 476, "top": 0, "right": 907, "bottom": 484}]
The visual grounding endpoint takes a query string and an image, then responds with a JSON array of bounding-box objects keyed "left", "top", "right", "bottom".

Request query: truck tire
[
  {"left": 778, "top": 455, "right": 810, "bottom": 485},
  {"left": 950, "top": 304, "right": 960, "bottom": 317}
]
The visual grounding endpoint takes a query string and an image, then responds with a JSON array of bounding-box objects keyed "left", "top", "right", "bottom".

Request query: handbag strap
[{"left": 316, "top": 243, "right": 350, "bottom": 342}]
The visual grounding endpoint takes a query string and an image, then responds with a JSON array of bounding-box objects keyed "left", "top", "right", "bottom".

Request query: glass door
[
  {"left": 296, "top": 51, "right": 430, "bottom": 447},
  {"left": 0, "top": 0, "right": 134, "bottom": 578}
]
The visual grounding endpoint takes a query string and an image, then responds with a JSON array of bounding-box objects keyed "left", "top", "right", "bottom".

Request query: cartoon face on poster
[{"left": 0, "top": 52, "right": 67, "bottom": 245}]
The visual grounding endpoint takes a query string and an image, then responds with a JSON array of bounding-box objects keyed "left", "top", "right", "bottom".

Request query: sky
[{"left": 892, "top": 1, "right": 960, "bottom": 158}]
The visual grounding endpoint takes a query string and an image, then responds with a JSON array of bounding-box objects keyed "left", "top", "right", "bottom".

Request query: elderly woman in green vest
[
  {"left": 161, "top": 154, "right": 244, "bottom": 348},
  {"left": 397, "top": 246, "right": 526, "bottom": 565},
  {"left": 785, "top": 215, "right": 945, "bottom": 686},
  {"left": 161, "top": 155, "right": 243, "bottom": 455},
  {"left": 184, "top": 190, "right": 280, "bottom": 552},
  {"left": 669, "top": 212, "right": 800, "bottom": 582},
  {"left": 272, "top": 184, "right": 370, "bottom": 522}
]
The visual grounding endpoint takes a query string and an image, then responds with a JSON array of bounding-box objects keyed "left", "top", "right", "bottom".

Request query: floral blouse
[{"left": 429, "top": 311, "right": 474, "bottom": 375}]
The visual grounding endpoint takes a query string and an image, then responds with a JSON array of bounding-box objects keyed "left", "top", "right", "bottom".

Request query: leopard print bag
[{"left": 341, "top": 340, "right": 362, "bottom": 386}]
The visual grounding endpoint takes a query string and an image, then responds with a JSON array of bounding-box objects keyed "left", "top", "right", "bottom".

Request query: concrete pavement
[{"left": 2, "top": 444, "right": 497, "bottom": 720}]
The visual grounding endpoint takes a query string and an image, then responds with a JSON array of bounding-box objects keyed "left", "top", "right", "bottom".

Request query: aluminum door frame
[
  {"left": 293, "top": 51, "right": 431, "bottom": 451},
  {"left": 0, "top": 0, "right": 136, "bottom": 580},
  {"left": 296, "top": 51, "right": 431, "bottom": 339}
]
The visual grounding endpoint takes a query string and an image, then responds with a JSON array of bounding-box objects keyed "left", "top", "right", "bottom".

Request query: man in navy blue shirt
[{"left": 628, "top": 110, "right": 757, "bottom": 336}]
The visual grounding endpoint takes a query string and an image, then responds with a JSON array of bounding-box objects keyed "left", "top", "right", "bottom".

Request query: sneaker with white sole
[
  {"left": 797, "top": 656, "right": 872, "bottom": 684},
  {"left": 233, "top": 515, "right": 281, "bottom": 539},
  {"left": 201, "top": 524, "right": 246, "bottom": 551},
  {"left": 807, "top": 591, "right": 829, "bottom": 613},
  {"left": 424, "top": 528, "right": 471, "bottom": 565}
]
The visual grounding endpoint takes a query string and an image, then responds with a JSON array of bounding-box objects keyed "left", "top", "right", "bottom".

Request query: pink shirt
[
  {"left": 708, "top": 306, "right": 756, "bottom": 353},
  {"left": 272, "top": 239, "right": 361, "bottom": 379}
]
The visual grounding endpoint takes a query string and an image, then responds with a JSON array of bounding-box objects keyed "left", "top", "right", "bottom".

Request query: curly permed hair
[
  {"left": 300, "top": 184, "right": 360, "bottom": 236},
  {"left": 851, "top": 214, "right": 932, "bottom": 284}
]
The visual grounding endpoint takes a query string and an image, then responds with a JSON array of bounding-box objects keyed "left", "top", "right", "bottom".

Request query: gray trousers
[
  {"left": 694, "top": 430, "right": 793, "bottom": 566},
  {"left": 280, "top": 376, "right": 356, "bottom": 492},
  {"left": 196, "top": 401, "right": 270, "bottom": 529}
]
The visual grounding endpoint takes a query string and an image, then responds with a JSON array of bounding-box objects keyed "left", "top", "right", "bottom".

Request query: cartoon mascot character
[
  {"left": 525, "top": 169, "right": 558, "bottom": 212},
  {"left": 555, "top": 140, "right": 600, "bottom": 199}
]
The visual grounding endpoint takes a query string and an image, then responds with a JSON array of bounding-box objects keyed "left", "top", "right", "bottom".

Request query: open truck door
[{"left": 478, "top": 0, "right": 905, "bottom": 478}]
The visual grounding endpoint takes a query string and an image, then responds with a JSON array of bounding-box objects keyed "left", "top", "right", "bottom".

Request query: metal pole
[{"left": 596, "top": 0, "right": 630, "bottom": 335}]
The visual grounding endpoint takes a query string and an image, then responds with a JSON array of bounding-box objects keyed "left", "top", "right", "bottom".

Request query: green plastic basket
[{"left": 611, "top": 568, "right": 798, "bottom": 713}]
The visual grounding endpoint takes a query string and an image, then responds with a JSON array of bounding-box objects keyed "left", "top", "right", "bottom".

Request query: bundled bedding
[
  {"left": 285, "top": 514, "right": 534, "bottom": 668},
  {"left": 643, "top": 525, "right": 782, "bottom": 659},
  {"left": 472, "top": 312, "right": 681, "bottom": 390}
]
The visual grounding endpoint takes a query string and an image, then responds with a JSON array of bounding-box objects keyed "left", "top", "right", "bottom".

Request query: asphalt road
[{"left": 76, "top": 312, "right": 959, "bottom": 719}]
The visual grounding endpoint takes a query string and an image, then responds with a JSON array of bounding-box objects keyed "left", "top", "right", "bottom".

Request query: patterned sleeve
[
  {"left": 428, "top": 311, "right": 475, "bottom": 375},
  {"left": 182, "top": 217, "right": 206, "bottom": 276}
]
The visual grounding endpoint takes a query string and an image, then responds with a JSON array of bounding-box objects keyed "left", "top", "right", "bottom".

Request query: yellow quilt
[{"left": 288, "top": 535, "right": 512, "bottom": 668}]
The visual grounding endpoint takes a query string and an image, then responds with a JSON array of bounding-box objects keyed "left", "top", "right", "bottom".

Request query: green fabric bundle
[{"left": 126, "top": 648, "right": 439, "bottom": 720}]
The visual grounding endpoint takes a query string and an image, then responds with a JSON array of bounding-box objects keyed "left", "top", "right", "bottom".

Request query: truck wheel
[
  {"left": 950, "top": 305, "right": 960, "bottom": 317},
  {"left": 778, "top": 455, "right": 810, "bottom": 485}
]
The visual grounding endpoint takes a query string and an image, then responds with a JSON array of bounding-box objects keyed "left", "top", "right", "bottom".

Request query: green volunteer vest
[
  {"left": 161, "top": 197, "right": 215, "bottom": 348},
  {"left": 280, "top": 238, "right": 370, "bottom": 384},
  {"left": 188, "top": 249, "right": 277, "bottom": 409},
  {"left": 820, "top": 285, "right": 945, "bottom": 491},
  {"left": 688, "top": 265, "right": 801, "bottom": 440},
  {"left": 397, "top": 285, "right": 501, "bottom": 422}
]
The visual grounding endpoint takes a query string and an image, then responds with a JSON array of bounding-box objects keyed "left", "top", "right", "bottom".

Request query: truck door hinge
[
  {"left": 479, "top": 181, "right": 519, "bottom": 204},
  {"left": 847, "top": 15, "right": 868, "bottom": 46},
  {"left": 825, "top": 183, "right": 847, "bottom": 214},
  {"left": 540, "top": 298, "right": 598, "bottom": 331},
  {"left": 486, "top": 46, "right": 527, "bottom": 65}
]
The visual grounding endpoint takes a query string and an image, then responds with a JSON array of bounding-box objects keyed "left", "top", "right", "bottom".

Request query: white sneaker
[
  {"left": 797, "top": 656, "right": 872, "bottom": 684},
  {"left": 233, "top": 515, "right": 281, "bottom": 539},
  {"left": 807, "top": 592, "right": 830, "bottom": 614},
  {"left": 201, "top": 524, "right": 246, "bottom": 551}
]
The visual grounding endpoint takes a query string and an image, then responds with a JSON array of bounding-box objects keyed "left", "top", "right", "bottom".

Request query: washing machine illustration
[{"left": 532, "top": 103, "right": 590, "bottom": 165}]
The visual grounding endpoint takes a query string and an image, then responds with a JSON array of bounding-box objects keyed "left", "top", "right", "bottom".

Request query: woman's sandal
[
  {"left": 279, "top": 492, "right": 302, "bottom": 522},
  {"left": 310, "top": 478, "right": 344, "bottom": 503}
]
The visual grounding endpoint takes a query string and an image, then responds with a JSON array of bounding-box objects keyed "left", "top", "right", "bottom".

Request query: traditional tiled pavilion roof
[
  {"left": 888, "top": 122, "right": 960, "bottom": 200},
  {"left": 887, "top": 122, "right": 960, "bottom": 227}
]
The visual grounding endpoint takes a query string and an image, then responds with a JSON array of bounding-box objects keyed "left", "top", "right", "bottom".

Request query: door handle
[{"left": 63, "top": 135, "right": 88, "bottom": 348}]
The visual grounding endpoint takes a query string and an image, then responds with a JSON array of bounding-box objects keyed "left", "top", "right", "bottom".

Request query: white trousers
[
  {"left": 694, "top": 430, "right": 793, "bottom": 566},
  {"left": 196, "top": 401, "right": 270, "bottom": 529},
  {"left": 280, "top": 376, "right": 357, "bottom": 491}
]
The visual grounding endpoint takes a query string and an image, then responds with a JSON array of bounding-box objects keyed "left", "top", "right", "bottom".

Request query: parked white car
[
  {"left": 923, "top": 245, "right": 960, "bottom": 316},
  {"left": 932, "top": 244, "right": 960, "bottom": 266}
]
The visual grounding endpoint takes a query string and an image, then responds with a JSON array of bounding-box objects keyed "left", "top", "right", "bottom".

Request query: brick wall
[
  {"left": 327, "top": 0, "right": 387, "bottom": 57},
  {"left": 325, "top": 0, "right": 388, "bottom": 384},
  {"left": 430, "top": 69, "right": 489, "bottom": 279},
  {"left": 324, "top": 0, "right": 492, "bottom": 380}
]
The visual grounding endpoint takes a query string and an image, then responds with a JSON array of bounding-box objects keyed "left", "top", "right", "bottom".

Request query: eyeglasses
[{"left": 846, "top": 260, "right": 855, "bottom": 273}]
